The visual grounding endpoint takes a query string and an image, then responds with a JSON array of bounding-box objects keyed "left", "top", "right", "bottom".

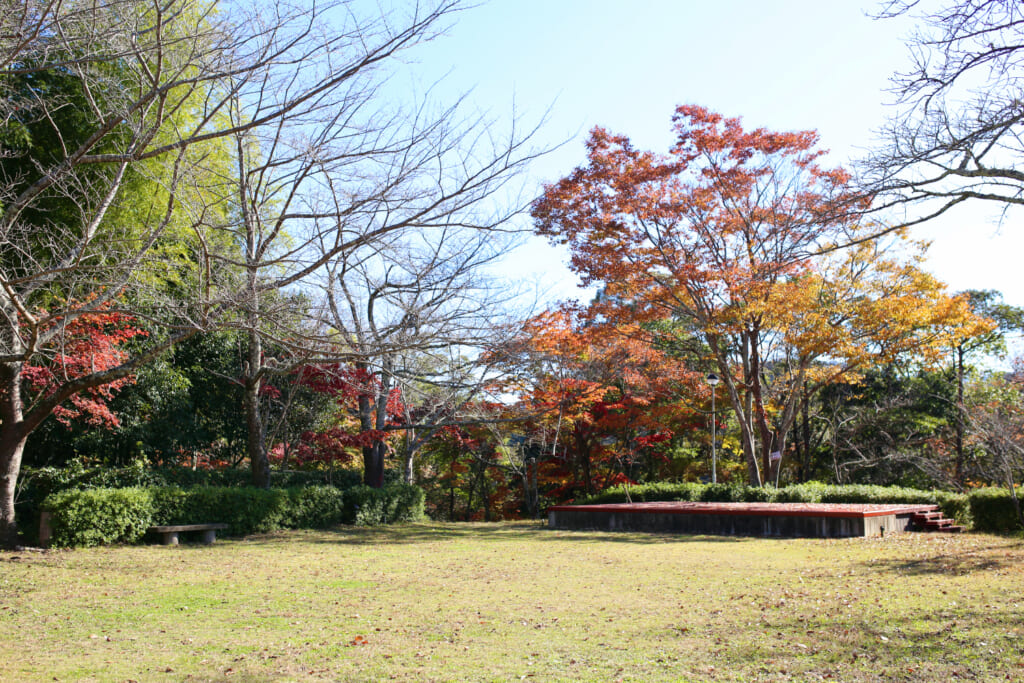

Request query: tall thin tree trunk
[
  {"left": 403, "top": 440, "right": 416, "bottom": 484},
  {"left": 0, "top": 362, "right": 27, "bottom": 548},
  {"left": 0, "top": 429, "right": 27, "bottom": 548},
  {"left": 448, "top": 454, "right": 456, "bottom": 519},
  {"left": 402, "top": 400, "right": 416, "bottom": 484},
  {"left": 245, "top": 328, "right": 270, "bottom": 489},
  {"left": 799, "top": 383, "right": 811, "bottom": 482},
  {"left": 578, "top": 432, "right": 593, "bottom": 495},
  {"left": 240, "top": 138, "right": 270, "bottom": 490},
  {"left": 740, "top": 334, "right": 762, "bottom": 485}
]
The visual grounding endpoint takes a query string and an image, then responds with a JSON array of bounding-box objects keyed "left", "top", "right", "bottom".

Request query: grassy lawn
[{"left": 1, "top": 523, "right": 1021, "bottom": 682}]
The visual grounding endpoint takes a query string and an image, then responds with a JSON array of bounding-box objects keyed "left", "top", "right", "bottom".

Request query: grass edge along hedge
[
  {"left": 41, "top": 483, "right": 425, "bottom": 548},
  {"left": 573, "top": 482, "right": 1024, "bottom": 533}
]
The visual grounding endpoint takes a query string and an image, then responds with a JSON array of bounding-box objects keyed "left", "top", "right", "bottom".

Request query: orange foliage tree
[
  {"left": 533, "top": 106, "right": 990, "bottom": 486},
  {"left": 510, "top": 307, "right": 703, "bottom": 498}
]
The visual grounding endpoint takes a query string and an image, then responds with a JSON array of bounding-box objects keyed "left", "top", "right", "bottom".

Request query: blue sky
[{"left": 386, "top": 0, "right": 1024, "bottom": 310}]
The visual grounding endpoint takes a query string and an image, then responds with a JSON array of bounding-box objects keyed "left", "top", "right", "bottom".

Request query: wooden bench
[{"left": 149, "top": 524, "right": 229, "bottom": 545}]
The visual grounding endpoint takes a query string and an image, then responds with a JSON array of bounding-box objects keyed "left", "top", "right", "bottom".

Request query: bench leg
[
  {"left": 162, "top": 532, "right": 179, "bottom": 546},
  {"left": 200, "top": 529, "right": 217, "bottom": 544}
]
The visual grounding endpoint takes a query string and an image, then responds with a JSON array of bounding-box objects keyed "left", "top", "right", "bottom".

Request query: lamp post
[{"left": 706, "top": 373, "right": 720, "bottom": 483}]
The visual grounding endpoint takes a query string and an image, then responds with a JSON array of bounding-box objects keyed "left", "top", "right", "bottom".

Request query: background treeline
[{"left": 5, "top": 0, "right": 1024, "bottom": 547}]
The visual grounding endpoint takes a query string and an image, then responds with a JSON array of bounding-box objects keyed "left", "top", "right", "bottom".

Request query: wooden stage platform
[{"left": 546, "top": 501, "right": 957, "bottom": 538}]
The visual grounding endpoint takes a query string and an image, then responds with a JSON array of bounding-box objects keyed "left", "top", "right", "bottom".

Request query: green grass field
[{"left": 1, "top": 522, "right": 1021, "bottom": 681}]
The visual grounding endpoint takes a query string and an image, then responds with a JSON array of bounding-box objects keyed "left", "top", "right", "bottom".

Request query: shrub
[
  {"left": 286, "top": 486, "right": 347, "bottom": 529},
  {"left": 698, "top": 483, "right": 742, "bottom": 502},
  {"left": 774, "top": 482, "right": 828, "bottom": 503},
  {"left": 162, "top": 487, "right": 292, "bottom": 536},
  {"left": 152, "top": 467, "right": 362, "bottom": 490},
  {"left": 817, "top": 485, "right": 970, "bottom": 526},
  {"left": 387, "top": 483, "right": 426, "bottom": 523},
  {"left": 969, "top": 488, "right": 1023, "bottom": 533},
  {"left": 571, "top": 486, "right": 631, "bottom": 505},
  {"left": 931, "top": 491, "right": 971, "bottom": 527},
  {"left": 575, "top": 482, "right": 704, "bottom": 505},
  {"left": 739, "top": 485, "right": 776, "bottom": 503},
  {"left": 42, "top": 481, "right": 424, "bottom": 547},
  {"left": 17, "top": 461, "right": 365, "bottom": 544},
  {"left": 43, "top": 488, "right": 155, "bottom": 548},
  {"left": 344, "top": 484, "right": 426, "bottom": 525}
]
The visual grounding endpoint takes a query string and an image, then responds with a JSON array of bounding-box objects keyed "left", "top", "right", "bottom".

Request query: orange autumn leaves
[
  {"left": 512, "top": 308, "right": 705, "bottom": 495},
  {"left": 531, "top": 105, "right": 991, "bottom": 485}
]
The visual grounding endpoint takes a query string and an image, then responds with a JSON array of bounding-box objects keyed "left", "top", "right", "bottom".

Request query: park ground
[{"left": 0, "top": 523, "right": 1021, "bottom": 682}]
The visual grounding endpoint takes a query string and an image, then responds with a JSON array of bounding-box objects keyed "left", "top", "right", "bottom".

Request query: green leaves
[{"left": 39, "top": 481, "right": 426, "bottom": 547}]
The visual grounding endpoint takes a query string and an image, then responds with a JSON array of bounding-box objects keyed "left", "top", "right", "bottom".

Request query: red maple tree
[
  {"left": 18, "top": 306, "right": 147, "bottom": 429},
  {"left": 291, "top": 363, "right": 405, "bottom": 471}
]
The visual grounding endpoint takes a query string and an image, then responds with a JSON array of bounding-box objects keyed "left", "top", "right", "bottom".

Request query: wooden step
[
  {"left": 912, "top": 512, "right": 942, "bottom": 522},
  {"left": 910, "top": 512, "right": 964, "bottom": 533}
]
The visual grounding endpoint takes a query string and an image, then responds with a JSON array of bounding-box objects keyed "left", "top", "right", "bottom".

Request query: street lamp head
[{"left": 706, "top": 372, "right": 720, "bottom": 386}]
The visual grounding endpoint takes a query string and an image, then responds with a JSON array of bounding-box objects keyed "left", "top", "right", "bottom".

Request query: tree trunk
[
  {"left": 799, "top": 384, "right": 811, "bottom": 482},
  {"left": 577, "top": 431, "right": 594, "bottom": 495},
  {"left": 239, "top": 132, "right": 271, "bottom": 490},
  {"left": 245, "top": 381, "right": 270, "bottom": 488},
  {"left": 356, "top": 359, "right": 393, "bottom": 489},
  {"left": 464, "top": 469, "right": 476, "bottom": 521},
  {"left": 521, "top": 459, "right": 537, "bottom": 519},
  {"left": 402, "top": 415, "right": 417, "bottom": 484},
  {"left": 0, "top": 362, "right": 27, "bottom": 548},
  {"left": 363, "top": 440, "right": 386, "bottom": 488},
  {"left": 244, "top": 329, "right": 271, "bottom": 488},
  {"left": 448, "top": 458, "right": 456, "bottom": 519},
  {"left": 0, "top": 429, "right": 27, "bottom": 549},
  {"left": 749, "top": 337, "right": 775, "bottom": 486},
  {"left": 482, "top": 470, "right": 492, "bottom": 522},
  {"left": 402, "top": 443, "right": 416, "bottom": 484},
  {"left": 718, "top": 332, "right": 762, "bottom": 486}
]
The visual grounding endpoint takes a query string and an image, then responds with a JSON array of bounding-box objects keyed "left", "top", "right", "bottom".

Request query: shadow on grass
[
  {"left": 703, "top": 604, "right": 1021, "bottom": 680},
  {"left": 855, "top": 541, "right": 1024, "bottom": 576},
  {"left": 231, "top": 522, "right": 762, "bottom": 548}
]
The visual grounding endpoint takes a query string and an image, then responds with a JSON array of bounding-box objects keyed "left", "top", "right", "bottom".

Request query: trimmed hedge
[
  {"left": 578, "top": 482, "right": 705, "bottom": 505},
  {"left": 153, "top": 486, "right": 293, "bottom": 536},
  {"left": 44, "top": 487, "right": 156, "bottom": 548},
  {"left": 41, "top": 483, "right": 425, "bottom": 547},
  {"left": 344, "top": 484, "right": 426, "bottom": 526},
  {"left": 968, "top": 488, "right": 1023, "bottom": 533},
  {"left": 17, "top": 462, "right": 363, "bottom": 544},
  {"left": 288, "top": 486, "right": 348, "bottom": 529},
  {"left": 575, "top": 482, "right": 972, "bottom": 528}
]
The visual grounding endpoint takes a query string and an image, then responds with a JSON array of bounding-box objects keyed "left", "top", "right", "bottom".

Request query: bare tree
[
  {"left": 964, "top": 374, "right": 1024, "bottom": 528},
  {"left": 321, "top": 217, "right": 530, "bottom": 487},
  {"left": 0, "top": 0, "right": 528, "bottom": 545},
  {"left": 212, "top": 43, "right": 541, "bottom": 486},
  {"left": 865, "top": 0, "right": 1024, "bottom": 228}
]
